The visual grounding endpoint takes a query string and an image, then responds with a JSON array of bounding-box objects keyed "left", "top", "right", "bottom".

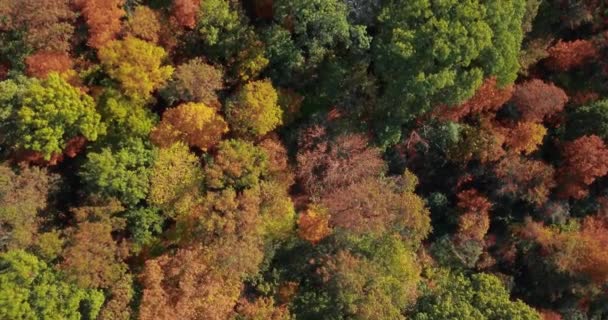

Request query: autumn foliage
[
  {"left": 511, "top": 79, "right": 569, "bottom": 123},
  {"left": 25, "top": 51, "right": 72, "bottom": 78},
  {"left": 523, "top": 216, "right": 608, "bottom": 285},
  {"left": 557, "top": 135, "right": 608, "bottom": 199},
  {"left": 172, "top": 0, "right": 201, "bottom": 28},
  {"left": 75, "top": 0, "right": 125, "bottom": 49},
  {"left": 545, "top": 39, "right": 598, "bottom": 71},
  {"left": 435, "top": 77, "right": 514, "bottom": 121},
  {"left": 151, "top": 102, "right": 228, "bottom": 150},
  {"left": 297, "top": 206, "right": 331, "bottom": 245},
  {"left": 456, "top": 189, "right": 492, "bottom": 242}
]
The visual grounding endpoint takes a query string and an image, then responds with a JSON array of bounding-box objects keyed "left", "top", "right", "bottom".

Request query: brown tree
[
  {"left": 164, "top": 58, "right": 224, "bottom": 107},
  {"left": 495, "top": 156, "right": 556, "bottom": 206},
  {"left": 2, "top": 0, "right": 76, "bottom": 52},
  {"left": 296, "top": 130, "right": 385, "bottom": 197},
  {"left": 511, "top": 79, "right": 569, "bottom": 123},
  {"left": 128, "top": 6, "right": 162, "bottom": 43},
  {"left": 139, "top": 245, "right": 244, "bottom": 320},
  {"left": 558, "top": 135, "right": 608, "bottom": 199},
  {"left": 321, "top": 173, "right": 431, "bottom": 244}
]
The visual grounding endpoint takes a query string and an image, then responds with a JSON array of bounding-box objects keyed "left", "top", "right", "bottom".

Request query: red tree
[
  {"left": 558, "top": 135, "right": 608, "bottom": 199},
  {"left": 545, "top": 39, "right": 598, "bottom": 71}
]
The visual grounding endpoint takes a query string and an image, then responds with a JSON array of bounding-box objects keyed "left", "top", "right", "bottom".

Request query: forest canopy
[{"left": 1, "top": 0, "right": 608, "bottom": 319}]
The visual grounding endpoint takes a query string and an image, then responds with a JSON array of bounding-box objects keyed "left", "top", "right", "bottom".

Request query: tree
[
  {"left": 259, "top": 181, "right": 296, "bottom": 242},
  {"left": 297, "top": 130, "right": 385, "bottom": 197},
  {"left": 433, "top": 77, "right": 514, "bottom": 121},
  {"left": 374, "top": 0, "right": 526, "bottom": 120},
  {"left": 448, "top": 122, "right": 506, "bottom": 164},
  {"left": 124, "top": 206, "right": 164, "bottom": 252},
  {"left": 412, "top": 270, "right": 540, "bottom": 320},
  {"left": 75, "top": 0, "right": 125, "bottom": 48},
  {"left": 204, "top": 139, "right": 269, "bottom": 190},
  {"left": 0, "top": 250, "right": 104, "bottom": 320},
  {"left": 172, "top": 0, "right": 200, "bottom": 28},
  {"left": 98, "top": 37, "right": 174, "bottom": 100},
  {"left": 61, "top": 207, "right": 128, "bottom": 289},
  {"left": 567, "top": 99, "right": 608, "bottom": 140},
  {"left": 148, "top": 142, "right": 203, "bottom": 217},
  {"left": 545, "top": 39, "right": 598, "bottom": 71},
  {"left": 0, "top": 164, "right": 57, "bottom": 251},
  {"left": 1, "top": 0, "right": 76, "bottom": 52},
  {"left": 557, "top": 135, "right": 608, "bottom": 199},
  {"left": 505, "top": 122, "right": 547, "bottom": 155},
  {"left": 138, "top": 245, "right": 246, "bottom": 320},
  {"left": 236, "top": 297, "right": 293, "bottom": 320},
  {"left": 321, "top": 173, "right": 431, "bottom": 244},
  {"left": 128, "top": 6, "right": 161, "bottom": 43},
  {"left": 161, "top": 58, "right": 224, "bottom": 107},
  {"left": 495, "top": 156, "right": 556, "bottom": 206},
  {"left": 96, "top": 89, "right": 158, "bottom": 141},
  {"left": 1, "top": 73, "right": 104, "bottom": 159},
  {"left": 225, "top": 80, "right": 282, "bottom": 137},
  {"left": 150, "top": 102, "right": 228, "bottom": 150},
  {"left": 271, "top": 0, "right": 369, "bottom": 80},
  {"left": 79, "top": 138, "right": 154, "bottom": 206},
  {"left": 294, "top": 235, "right": 421, "bottom": 319},
  {"left": 25, "top": 51, "right": 72, "bottom": 78},
  {"left": 297, "top": 206, "right": 332, "bottom": 245},
  {"left": 456, "top": 189, "right": 492, "bottom": 242},
  {"left": 511, "top": 79, "right": 569, "bottom": 123}
]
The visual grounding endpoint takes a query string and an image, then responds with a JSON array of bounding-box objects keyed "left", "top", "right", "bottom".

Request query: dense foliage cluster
[{"left": 2, "top": 0, "right": 608, "bottom": 319}]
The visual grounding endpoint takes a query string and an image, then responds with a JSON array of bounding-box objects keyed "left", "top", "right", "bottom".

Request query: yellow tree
[
  {"left": 150, "top": 102, "right": 228, "bottom": 150},
  {"left": 226, "top": 79, "right": 282, "bottom": 137},
  {"left": 98, "top": 37, "right": 174, "bottom": 100},
  {"left": 148, "top": 142, "right": 203, "bottom": 218}
]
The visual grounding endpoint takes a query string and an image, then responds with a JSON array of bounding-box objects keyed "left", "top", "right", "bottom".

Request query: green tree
[
  {"left": 294, "top": 235, "right": 420, "bottom": 320},
  {"left": 412, "top": 270, "right": 540, "bottom": 320},
  {"left": 374, "top": 0, "right": 525, "bottom": 127},
  {"left": 98, "top": 36, "right": 173, "bottom": 100},
  {"left": 0, "top": 73, "right": 104, "bottom": 159},
  {"left": 79, "top": 138, "right": 154, "bottom": 206},
  {"left": 96, "top": 89, "right": 158, "bottom": 141},
  {"left": 225, "top": 80, "right": 282, "bottom": 138},
  {"left": 567, "top": 99, "right": 608, "bottom": 141},
  {"left": 124, "top": 206, "right": 164, "bottom": 252},
  {"left": 270, "top": 0, "right": 370, "bottom": 84},
  {"left": 0, "top": 250, "right": 104, "bottom": 320}
]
